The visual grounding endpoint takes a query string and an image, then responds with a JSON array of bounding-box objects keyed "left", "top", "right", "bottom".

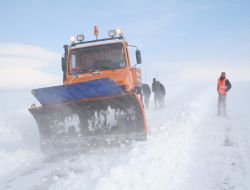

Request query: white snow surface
[{"left": 0, "top": 81, "right": 250, "bottom": 190}]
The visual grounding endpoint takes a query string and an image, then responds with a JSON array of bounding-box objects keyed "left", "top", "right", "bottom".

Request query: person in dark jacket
[
  {"left": 152, "top": 78, "right": 163, "bottom": 109},
  {"left": 152, "top": 78, "right": 159, "bottom": 108},
  {"left": 217, "top": 72, "right": 232, "bottom": 116},
  {"left": 141, "top": 83, "right": 151, "bottom": 109},
  {"left": 158, "top": 82, "right": 166, "bottom": 108}
]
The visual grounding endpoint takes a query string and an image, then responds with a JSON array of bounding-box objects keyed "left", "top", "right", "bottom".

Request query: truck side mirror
[
  {"left": 136, "top": 50, "right": 142, "bottom": 64},
  {"left": 61, "top": 57, "right": 66, "bottom": 72}
]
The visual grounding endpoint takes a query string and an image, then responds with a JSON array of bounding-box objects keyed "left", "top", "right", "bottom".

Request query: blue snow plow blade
[{"left": 31, "top": 78, "right": 123, "bottom": 105}]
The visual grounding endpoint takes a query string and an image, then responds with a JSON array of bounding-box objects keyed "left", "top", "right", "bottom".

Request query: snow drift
[{"left": 1, "top": 80, "right": 250, "bottom": 190}]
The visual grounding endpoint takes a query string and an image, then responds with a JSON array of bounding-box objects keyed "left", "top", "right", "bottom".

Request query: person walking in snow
[
  {"left": 141, "top": 83, "right": 151, "bottom": 109},
  {"left": 158, "top": 82, "right": 166, "bottom": 108},
  {"left": 152, "top": 78, "right": 162, "bottom": 109},
  {"left": 217, "top": 72, "right": 232, "bottom": 116}
]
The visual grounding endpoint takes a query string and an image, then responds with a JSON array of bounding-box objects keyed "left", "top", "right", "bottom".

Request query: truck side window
[
  {"left": 69, "top": 54, "right": 79, "bottom": 75},
  {"left": 71, "top": 54, "right": 77, "bottom": 68},
  {"left": 120, "top": 48, "right": 125, "bottom": 67}
]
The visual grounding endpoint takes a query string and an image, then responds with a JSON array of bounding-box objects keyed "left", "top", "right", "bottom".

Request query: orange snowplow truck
[{"left": 29, "top": 27, "right": 147, "bottom": 149}]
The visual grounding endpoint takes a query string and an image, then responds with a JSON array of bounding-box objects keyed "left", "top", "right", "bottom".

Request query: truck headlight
[
  {"left": 116, "top": 28, "right": 123, "bottom": 37},
  {"left": 108, "top": 30, "right": 116, "bottom": 37},
  {"left": 77, "top": 34, "right": 84, "bottom": 42},
  {"left": 70, "top": 36, "right": 76, "bottom": 43}
]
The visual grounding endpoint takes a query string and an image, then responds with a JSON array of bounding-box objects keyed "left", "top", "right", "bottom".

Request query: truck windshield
[{"left": 69, "top": 43, "right": 126, "bottom": 74}]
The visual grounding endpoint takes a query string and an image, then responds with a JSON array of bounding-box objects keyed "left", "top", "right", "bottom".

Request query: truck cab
[{"left": 62, "top": 29, "right": 142, "bottom": 93}]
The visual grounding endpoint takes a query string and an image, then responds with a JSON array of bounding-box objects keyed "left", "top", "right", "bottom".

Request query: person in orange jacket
[{"left": 217, "top": 72, "right": 232, "bottom": 116}]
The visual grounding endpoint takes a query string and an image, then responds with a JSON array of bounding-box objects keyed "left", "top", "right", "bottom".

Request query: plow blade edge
[{"left": 29, "top": 79, "right": 147, "bottom": 148}]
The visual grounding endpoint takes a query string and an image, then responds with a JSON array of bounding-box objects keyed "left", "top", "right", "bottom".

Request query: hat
[{"left": 221, "top": 72, "right": 226, "bottom": 76}]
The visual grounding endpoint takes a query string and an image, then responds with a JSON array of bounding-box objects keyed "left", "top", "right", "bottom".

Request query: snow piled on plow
[{"left": 0, "top": 82, "right": 250, "bottom": 190}]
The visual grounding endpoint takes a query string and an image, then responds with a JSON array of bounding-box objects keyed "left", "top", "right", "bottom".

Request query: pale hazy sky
[{"left": 0, "top": 0, "right": 250, "bottom": 88}]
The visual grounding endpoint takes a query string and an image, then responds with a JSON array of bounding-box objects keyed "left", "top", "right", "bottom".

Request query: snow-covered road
[{"left": 0, "top": 82, "right": 249, "bottom": 190}]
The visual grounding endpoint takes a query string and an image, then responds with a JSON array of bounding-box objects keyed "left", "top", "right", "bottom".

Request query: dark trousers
[{"left": 154, "top": 93, "right": 163, "bottom": 109}]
